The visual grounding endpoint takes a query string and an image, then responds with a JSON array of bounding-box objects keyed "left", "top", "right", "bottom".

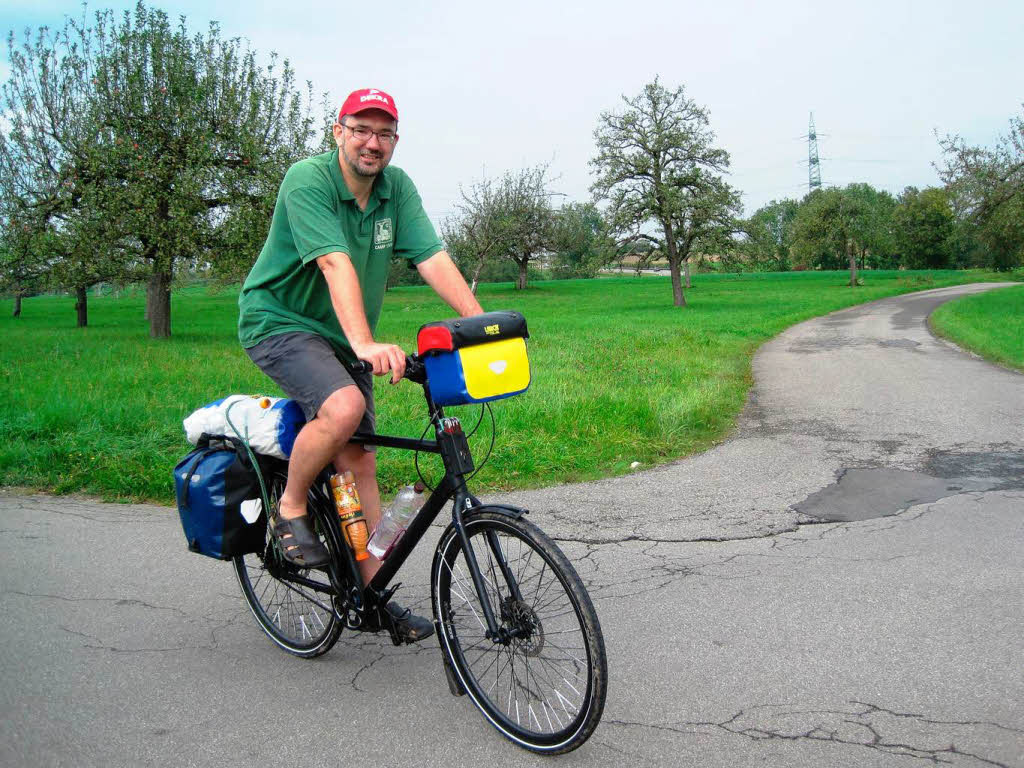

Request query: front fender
[{"left": 463, "top": 503, "right": 528, "bottom": 519}]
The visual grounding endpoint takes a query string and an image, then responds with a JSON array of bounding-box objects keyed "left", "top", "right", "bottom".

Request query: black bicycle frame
[{"left": 319, "top": 371, "right": 523, "bottom": 641}]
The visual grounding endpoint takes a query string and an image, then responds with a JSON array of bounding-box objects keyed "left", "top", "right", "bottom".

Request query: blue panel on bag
[
  {"left": 424, "top": 350, "right": 470, "bottom": 405},
  {"left": 175, "top": 449, "right": 235, "bottom": 558},
  {"left": 272, "top": 398, "right": 306, "bottom": 458}
]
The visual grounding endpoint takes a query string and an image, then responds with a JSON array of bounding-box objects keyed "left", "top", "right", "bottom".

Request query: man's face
[{"left": 333, "top": 109, "right": 398, "bottom": 178}]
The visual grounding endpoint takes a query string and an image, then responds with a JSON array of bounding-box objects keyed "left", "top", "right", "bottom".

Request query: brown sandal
[{"left": 272, "top": 513, "right": 330, "bottom": 568}]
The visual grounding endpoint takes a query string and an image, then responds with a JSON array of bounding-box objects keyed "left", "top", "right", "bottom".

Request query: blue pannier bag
[{"left": 173, "top": 434, "right": 268, "bottom": 560}]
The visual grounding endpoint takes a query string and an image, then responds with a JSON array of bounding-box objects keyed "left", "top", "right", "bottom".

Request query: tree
[
  {"left": 791, "top": 184, "right": 896, "bottom": 284},
  {"left": 442, "top": 175, "right": 505, "bottom": 293},
  {"left": 742, "top": 198, "right": 799, "bottom": 271},
  {"left": 550, "top": 202, "right": 615, "bottom": 279},
  {"left": 443, "top": 165, "right": 555, "bottom": 291},
  {"left": 591, "top": 78, "right": 735, "bottom": 306},
  {"left": 940, "top": 107, "right": 1024, "bottom": 271},
  {"left": 47, "top": 192, "right": 133, "bottom": 326},
  {"left": 666, "top": 173, "right": 742, "bottom": 288},
  {"left": 844, "top": 183, "right": 897, "bottom": 270},
  {"left": 792, "top": 187, "right": 863, "bottom": 282},
  {"left": 1, "top": 2, "right": 325, "bottom": 337},
  {"left": 0, "top": 206, "right": 51, "bottom": 317},
  {"left": 892, "top": 187, "right": 954, "bottom": 269}
]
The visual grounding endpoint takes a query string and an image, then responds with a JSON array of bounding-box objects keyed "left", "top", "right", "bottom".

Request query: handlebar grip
[{"left": 348, "top": 354, "right": 424, "bottom": 382}]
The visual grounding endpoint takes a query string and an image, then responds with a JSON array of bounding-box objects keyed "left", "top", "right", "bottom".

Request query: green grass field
[
  {"left": 0, "top": 270, "right": 1016, "bottom": 504},
  {"left": 930, "top": 284, "right": 1024, "bottom": 372}
]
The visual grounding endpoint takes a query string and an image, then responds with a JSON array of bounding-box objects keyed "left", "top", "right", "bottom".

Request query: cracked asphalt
[{"left": 2, "top": 282, "right": 1022, "bottom": 767}]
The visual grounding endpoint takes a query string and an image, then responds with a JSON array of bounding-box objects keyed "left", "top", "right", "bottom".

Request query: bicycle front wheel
[
  {"left": 432, "top": 512, "right": 607, "bottom": 754},
  {"left": 233, "top": 471, "right": 343, "bottom": 658}
]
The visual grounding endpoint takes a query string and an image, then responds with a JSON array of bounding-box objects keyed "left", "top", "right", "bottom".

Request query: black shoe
[
  {"left": 271, "top": 511, "right": 330, "bottom": 568},
  {"left": 381, "top": 601, "right": 435, "bottom": 644}
]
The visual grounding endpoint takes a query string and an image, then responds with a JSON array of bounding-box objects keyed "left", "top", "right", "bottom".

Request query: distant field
[
  {"left": 930, "top": 284, "right": 1024, "bottom": 372},
  {"left": 0, "top": 269, "right": 1015, "bottom": 504}
]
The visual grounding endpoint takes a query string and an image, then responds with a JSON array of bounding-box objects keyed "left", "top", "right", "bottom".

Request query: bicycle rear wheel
[
  {"left": 432, "top": 512, "right": 607, "bottom": 754},
  {"left": 233, "top": 471, "right": 343, "bottom": 657}
]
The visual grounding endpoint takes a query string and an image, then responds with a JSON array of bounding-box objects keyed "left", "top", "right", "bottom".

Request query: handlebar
[{"left": 348, "top": 353, "right": 427, "bottom": 384}]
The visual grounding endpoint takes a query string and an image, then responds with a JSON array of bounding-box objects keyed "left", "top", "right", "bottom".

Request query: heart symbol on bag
[{"left": 488, "top": 360, "right": 508, "bottom": 375}]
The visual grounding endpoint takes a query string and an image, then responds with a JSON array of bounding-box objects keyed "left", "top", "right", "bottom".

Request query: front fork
[
  {"left": 438, "top": 415, "right": 526, "bottom": 643},
  {"left": 448, "top": 491, "right": 528, "bottom": 643}
]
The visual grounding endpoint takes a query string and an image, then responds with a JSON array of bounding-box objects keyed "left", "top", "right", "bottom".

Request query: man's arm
[
  {"left": 416, "top": 250, "right": 483, "bottom": 317},
  {"left": 316, "top": 252, "right": 406, "bottom": 382}
]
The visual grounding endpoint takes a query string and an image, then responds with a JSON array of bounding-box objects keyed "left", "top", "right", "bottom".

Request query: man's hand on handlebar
[{"left": 351, "top": 341, "right": 406, "bottom": 384}]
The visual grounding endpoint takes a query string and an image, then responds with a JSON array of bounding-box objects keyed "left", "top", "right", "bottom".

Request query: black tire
[
  {"left": 233, "top": 472, "right": 343, "bottom": 657},
  {"left": 431, "top": 512, "right": 607, "bottom": 754}
]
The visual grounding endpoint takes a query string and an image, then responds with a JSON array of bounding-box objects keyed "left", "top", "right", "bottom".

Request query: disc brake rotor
[{"left": 501, "top": 597, "right": 544, "bottom": 657}]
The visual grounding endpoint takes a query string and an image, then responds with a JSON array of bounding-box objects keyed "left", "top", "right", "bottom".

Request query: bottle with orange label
[{"left": 329, "top": 470, "right": 369, "bottom": 561}]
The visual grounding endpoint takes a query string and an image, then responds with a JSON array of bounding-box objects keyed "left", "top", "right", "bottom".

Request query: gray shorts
[{"left": 244, "top": 332, "right": 375, "bottom": 440}]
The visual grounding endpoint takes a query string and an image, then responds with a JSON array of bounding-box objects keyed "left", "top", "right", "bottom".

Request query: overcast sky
[{"left": 3, "top": 0, "right": 1022, "bottom": 227}]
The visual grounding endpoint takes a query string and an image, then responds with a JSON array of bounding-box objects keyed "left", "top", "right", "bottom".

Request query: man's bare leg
[{"left": 279, "top": 385, "right": 365, "bottom": 521}]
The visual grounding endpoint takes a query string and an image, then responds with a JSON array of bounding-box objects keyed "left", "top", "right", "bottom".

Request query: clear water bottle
[{"left": 368, "top": 483, "right": 425, "bottom": 560}]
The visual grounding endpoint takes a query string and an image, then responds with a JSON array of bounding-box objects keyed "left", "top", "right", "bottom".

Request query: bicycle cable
[
  {"left": 413, "top": 412, "right": 440, "bottom": 492},
  {"left": 413, "top": 401, "right": 496, "bottom": 492},
  {"left": 463, "top": 402, "right": 496, "bottom": 484}
]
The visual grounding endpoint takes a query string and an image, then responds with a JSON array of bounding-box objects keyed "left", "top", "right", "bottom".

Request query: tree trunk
[
  {"left": 470, "top": 261, "right": 485, "bottom": 295},
  {"left": 684, "top": 259, "right": 691, "bottom": 289},
  {"left": 515, "top": 259, "right": 528, "bottom": 290},
  {"left": 848, "top": 239, "right": 858, "bottom": 287},
  {"left": 669, "top": 260, "right": 687, "bottom": 307},
  {"left": 660, "top": 219, "right": 685, "bottom": 306},
  {"left": 75, "top": 286, "right": 88, "bottom": 327},
  {"left": 13, "top": 293, "right": 22, "bottom": 317},
  {"left": 147, "top": 270, "right": 172, "bottom": 337}
]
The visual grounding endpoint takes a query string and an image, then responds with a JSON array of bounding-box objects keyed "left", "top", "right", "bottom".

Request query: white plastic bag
[{"left": 183, "top": 395, "right": 306, "bottom": 460}]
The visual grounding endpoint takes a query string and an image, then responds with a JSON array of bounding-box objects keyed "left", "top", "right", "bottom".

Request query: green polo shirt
[{"left": 238, "top": 150, "right": 442, "bottom": 360}]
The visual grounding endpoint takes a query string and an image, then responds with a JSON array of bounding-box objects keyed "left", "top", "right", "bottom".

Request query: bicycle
[{"left": 231, "top": 353, "right": 608, "bottom": 754}]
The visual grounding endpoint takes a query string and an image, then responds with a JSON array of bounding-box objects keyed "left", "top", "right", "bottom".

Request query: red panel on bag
[{"left": 417, "top": 326, "right": 454, "bottom": 354}]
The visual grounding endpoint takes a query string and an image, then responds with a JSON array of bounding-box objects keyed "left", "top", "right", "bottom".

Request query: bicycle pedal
[
  {"left": 440, "top": 649, "right": 466, "bottom": 696},
  {"left": 386, "top": 625, "right": 406, "bottom": 646}
]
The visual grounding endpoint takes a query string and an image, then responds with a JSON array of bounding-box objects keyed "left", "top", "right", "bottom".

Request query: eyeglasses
[{"left": 342, "top": 123, "right": 397, "bottom": 145}]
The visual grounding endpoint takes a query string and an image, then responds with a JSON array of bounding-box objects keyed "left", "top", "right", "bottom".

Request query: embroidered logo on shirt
[{"left": 374, "top": 218, "right": 393, "bottom": 250}]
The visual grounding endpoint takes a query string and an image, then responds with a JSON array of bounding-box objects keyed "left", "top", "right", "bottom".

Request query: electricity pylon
[{"left": 807, "top": 112, "right": 822, "bottom": 191}]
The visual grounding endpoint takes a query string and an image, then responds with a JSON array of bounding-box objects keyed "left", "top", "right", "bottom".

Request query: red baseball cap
[{"left": 338, "top": 88, "right": 398, "bottom": 123}]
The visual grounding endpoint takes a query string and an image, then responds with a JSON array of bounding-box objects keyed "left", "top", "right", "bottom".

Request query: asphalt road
[{"left": 2, "top": 282, "right": 1021, "bottom": 767}]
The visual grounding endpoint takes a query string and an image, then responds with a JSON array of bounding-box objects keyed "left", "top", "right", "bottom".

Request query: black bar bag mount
[{"left": 173, "top": 434, "right": 269, "bottom": 560}]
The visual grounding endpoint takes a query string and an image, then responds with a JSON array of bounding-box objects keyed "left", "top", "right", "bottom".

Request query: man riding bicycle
[{"left": 238, "top": 88, "right": 483, "bottom": 642}]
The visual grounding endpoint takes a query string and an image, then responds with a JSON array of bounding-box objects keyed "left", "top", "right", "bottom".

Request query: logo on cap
[{"left": 360, "top": 89, "right": 390, "bottom": 106}]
